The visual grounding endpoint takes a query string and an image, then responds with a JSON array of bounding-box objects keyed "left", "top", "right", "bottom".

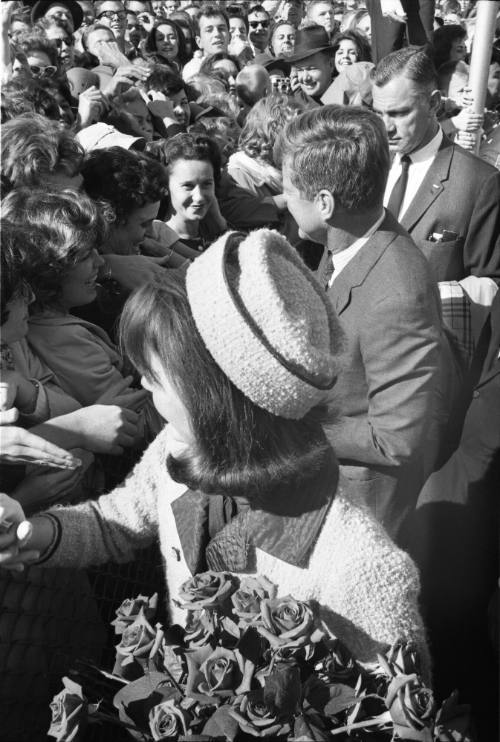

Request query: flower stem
[{"left": 329, "top": 711, "right": 393, "bottom": 735}]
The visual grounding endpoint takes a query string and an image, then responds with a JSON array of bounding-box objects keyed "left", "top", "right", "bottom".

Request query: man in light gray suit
[{"left": 281, "top": 105, "right": 459, "bottom": 540}]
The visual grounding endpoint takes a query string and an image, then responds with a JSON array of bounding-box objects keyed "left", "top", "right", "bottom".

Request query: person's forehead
[
  {"left": 157, "top": 23, "right": 176, "bottom": 33},
  {"left": 249, "top": 11, "right": 269, "bottom": 20},
  {"left": 275, "top": 24, "right": 294, "bottom": 35},
  {"left": 373, "top": 75, "right": 425, "bottom": 103},
  {"left": 199, "top": 14, "right": 227, "bottom": 30},
  {"left": 46, "top": 3, "right": 72, "bottom": 14},
  {"left": 100, "top": 0, "right": 125, "bottom": 9}
]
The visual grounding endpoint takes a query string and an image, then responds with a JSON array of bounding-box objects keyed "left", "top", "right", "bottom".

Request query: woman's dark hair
[
  {"left": 1, "top": 114, "right": 84, "bottom": 190},
  {"left": 331, "top": 29, "right": 372, "bottom": 72},
  {"left": 16, "top": 31, "right": 59, "bottom": 66},
  {"left": 199, "top": 52, "right": 242, "bottom": 77},
  {"left": 120, "top": 272, "right": 337, "bottom": 506},
  {"left": 145, "top": 64, "right": 186, "bottom": 95},
  {"left": 1, "top": 189, "right": 107, "bottom": 309},
  {"left": 227, "top": 7, "right": 248, "bottom": 32},
  {"left": 147, "top": 132, "right": 221, "bottom": 184},
  {"left": 432, "top": 24, "right": 467, "bottom": 70},
  {"left": 0, "top": 221, "right": 36, "bottom": 325},
  {"left": 82, "top": 147, "right": 169, "bottom": 225},
  {"left": 1, "top": 76, "right": 60, "bottom": 123},
  {"left": 145, "top": 20, "right": 189, "bottom": 66}
]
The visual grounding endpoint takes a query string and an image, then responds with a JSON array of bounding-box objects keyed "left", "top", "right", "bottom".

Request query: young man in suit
[
  {"left": 371, "top": 47, "right": 500, "bottom": 287},
  {"left": 281, "top": 105, "right": 459, "bottom": 540}
]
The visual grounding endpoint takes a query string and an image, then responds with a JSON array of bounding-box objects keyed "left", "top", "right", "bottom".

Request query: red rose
[
  {"left": 386, "top": 673, "right": 435, "bottom": 735},
  {"left": 230, "top": 691, "right": 291, "bottom": 738},
  {"left": 111, "top": 593, "right": 158, "bottom": 635},
  {"left": 149, "top": 699, "right": 191, "bottom": 740},
  {"left": 231, "top": 576, "right": 277, "bottom": 624},
  {"left": 257, "top": 596, "right": 317, "bottom": 653},
  {"left": 48, "top": 678, "right": 87, "bottom": 742},
  {"left": 199, "top": 646, "right": 243, "bottom": 696},
  {"left": 178, "top": 571, "right": 238, "bottom": 610}
]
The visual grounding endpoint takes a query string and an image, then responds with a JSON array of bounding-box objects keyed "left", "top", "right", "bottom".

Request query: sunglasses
[
  {"left": 29, "top": 64, "right": 58, "bottom": 77},
  {"left": 249, "top": 20, "right": 270, "bottom": 29},
  {"left": 97, "top": 10, "right": 127, "bottom": 20},
  {"left": 53, "top": 36, "right": 74, "bottom": 48}
]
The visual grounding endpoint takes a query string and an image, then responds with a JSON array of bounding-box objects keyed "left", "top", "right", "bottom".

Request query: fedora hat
[
  {"left": 253, "top": 52, "right": 291, "bottom": 75},
  {"left": 287, "top": 25, "right": 334, "bottom": 64},
  {"left": 31, "top": 0, "right": 84, "bottom": 31}
]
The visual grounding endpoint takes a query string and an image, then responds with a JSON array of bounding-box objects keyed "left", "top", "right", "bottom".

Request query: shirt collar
[
  {"left": 402, "top": 127, "right": 443, "bottom": 165},
  {"left": 331, "top": 209, "right": 386, "bottom": 278}
]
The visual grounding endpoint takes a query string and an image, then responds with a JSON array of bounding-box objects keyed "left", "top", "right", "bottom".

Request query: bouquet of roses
[{"left": 47, "top": 571, "right": 475, "bottom": 741}]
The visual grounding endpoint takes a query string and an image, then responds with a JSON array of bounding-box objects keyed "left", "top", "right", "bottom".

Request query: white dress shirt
[
  {"left": 384, "top": 128, "right": 443, "bottom": 220},
  {"left": 321, "top": 210, "right": 386, "bottom": 288}
]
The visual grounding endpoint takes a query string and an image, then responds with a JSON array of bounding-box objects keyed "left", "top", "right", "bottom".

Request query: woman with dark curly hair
[
  {"left": 227, "top": 94, "right": 304, "bottom": 209},
  {"left": 432, "top": 23, "right": 468, "bottom": 71},
  {"left": 199, "top": 51, "right": 242, "bottom": 92},
  {"left": 2, "top": 189, "right": 161, "bottom": 441},
  {"left": 0, "top": 114, "right": 84, "bottom": 193},
  {"left": 148, "top": 133, "right": 227, "bottom": 253},
  {"left": 81, "top": 146, "right": 168, "bottom": 256},
  {"left": 331, "top": 29, "right": 372, "bottom": 76},
  {"left": 144, "top": 19, "right": 188, "bottom": 70}
]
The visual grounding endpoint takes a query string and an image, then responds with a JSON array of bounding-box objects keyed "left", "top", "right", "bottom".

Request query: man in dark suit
[
  {"left": 281, "top": 105, "right": 459, "bottom": 540},
  {"left": 401, "top": 291, "right": 500, "bottom": 737},
  {"left": 371, "top": 47, "right": 500, "bottom": 286}
]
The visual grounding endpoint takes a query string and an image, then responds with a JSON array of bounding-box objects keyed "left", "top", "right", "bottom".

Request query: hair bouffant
[
  {"left": 239, "top": 94, "right": 304, "bottom": 165},
  {"left": 81, "top": 147, "right": 169, "bottom": 226},
  {"left": 1, "top": 114, "right": 83, "bottom": 191},
  {"left": 1, "top": 188, "right": 107, "bottom": 309}
]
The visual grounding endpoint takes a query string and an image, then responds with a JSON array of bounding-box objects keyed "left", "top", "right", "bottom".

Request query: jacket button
[{"left": 473, "top": 390, "right": 480, "bottom": 398}]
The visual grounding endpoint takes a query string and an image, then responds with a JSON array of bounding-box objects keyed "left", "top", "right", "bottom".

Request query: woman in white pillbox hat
[{"left": 0, "top": 229, "right": 430, "bottom": 673}]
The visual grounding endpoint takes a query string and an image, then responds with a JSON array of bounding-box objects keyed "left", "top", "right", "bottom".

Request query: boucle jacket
[{"left": 45, "top": 427, "right": 430, "bottom": 674}]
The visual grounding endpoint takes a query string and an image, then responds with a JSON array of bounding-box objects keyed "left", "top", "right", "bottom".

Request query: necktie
[
  {"left": 323, "top": 249, "right": 334, "bottom": 291},
  {"left": 387, "top": 155, "right": 411, "bottom": 219}
]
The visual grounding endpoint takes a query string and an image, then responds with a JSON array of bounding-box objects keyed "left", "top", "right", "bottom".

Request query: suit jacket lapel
[
  {"left": 401, "top": 137, "right": 453, "bottom": 233},
  {"left": 328, "top": 211, "right": 401, "bottom": 314}
]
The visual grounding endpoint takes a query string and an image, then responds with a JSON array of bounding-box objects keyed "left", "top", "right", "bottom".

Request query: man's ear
[
  {"left": 429, "top": 88, "right": 442, "bottom": 114},
  {"left": 314, "top": 189, "right": 335, "bottom": 221},
  {"left": 195, "top": 35, "right": 201, "bottom": 49}
]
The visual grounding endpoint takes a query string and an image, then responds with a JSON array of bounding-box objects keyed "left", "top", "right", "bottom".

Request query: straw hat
[{"left": 186, "top": 230, "right": 342, "bottom": 419}]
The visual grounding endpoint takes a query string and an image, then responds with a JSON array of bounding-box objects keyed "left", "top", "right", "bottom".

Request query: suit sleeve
[
  {"left": 325, "top": 282, "right": 442, "bottom": 467},
  {"left": 464, "top": 169, "right": 500, "bottom": 282}
]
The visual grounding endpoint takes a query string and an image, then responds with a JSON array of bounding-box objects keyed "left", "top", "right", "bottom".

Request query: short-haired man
[
  {"left": 372, "top": 47, "right": 500, "bottom": 297},
  {"left": 182, "top": 4, "right": 229, "bottom": 80},
  {"left": 281, "top": 105, "right": 459, "bottom": 539},
  {"left": 305, "top": 0, "right": 337, "bottom": 38},
  {"left": 94, "top": 0, "right": 133, "bottom": 52},
  {"left": 287, "top": 25, "right": 335, "bottom": 105},
  {"left": 247, "top": 4, "right": 271, "bottom": 55}
]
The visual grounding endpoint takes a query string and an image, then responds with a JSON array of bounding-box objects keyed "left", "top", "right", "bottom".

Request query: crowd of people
[{"left": 0, "top": 0, "right": 499, "bottom": 739}]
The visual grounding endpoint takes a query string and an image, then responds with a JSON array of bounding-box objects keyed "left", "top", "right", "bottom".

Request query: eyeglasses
[
  {"left": 53, "top": 36, "right": 74, "bottom": 48},
  {"left": 97, "top": 10, "right": 127, "bottom": 20},
  {"left": 249, "top": 20, "right": 270, "bottom": 29},
  {"left": 29, "top": 64, "right": 58, "bottom": 77}
]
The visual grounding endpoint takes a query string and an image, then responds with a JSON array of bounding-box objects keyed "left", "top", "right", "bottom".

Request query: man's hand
[{"left": 104, "top": 62, "right": 151, "bottom": 95}]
